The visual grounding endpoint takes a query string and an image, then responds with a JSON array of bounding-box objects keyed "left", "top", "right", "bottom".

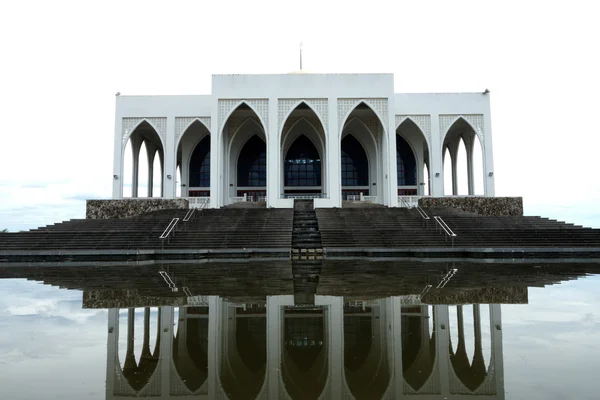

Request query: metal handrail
[
  {"left": 416, "top": 206, "right": 430, "bottom": 220},
  {"left": 436, "top": 268, "right": 458, "bottom": 289},
  {"left": 159, "top": 218, "right": 179, "bottom": 239},
  {"left": 183, "top": 209, "right": 195, "bottom": 222},
  {"left": 159, "top": 270, "right": 178, "bottom": 292},
  {"left": 433, "top": 216, "right": 457, "bottom": 237}
]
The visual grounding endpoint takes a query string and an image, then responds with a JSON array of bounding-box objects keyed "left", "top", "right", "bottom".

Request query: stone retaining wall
[
  {"left": 86, "top": 199, "right": 189, "bottom": 219},
  {"left": 419, "top": 196, "right": 523, "bottom": 216}
]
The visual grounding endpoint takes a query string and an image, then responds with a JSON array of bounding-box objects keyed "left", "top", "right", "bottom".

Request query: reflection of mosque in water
[{"left": 107, "top": 297, "right": 503, "bottom": 399}]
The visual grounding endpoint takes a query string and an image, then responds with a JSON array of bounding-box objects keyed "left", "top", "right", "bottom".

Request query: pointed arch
[
  {"left": 176, "top": 117, "right": 211, "bottom": 149},
  {"left": 441, "top": 116, "right": 479, "bottom": 145},
  {"left": 395, "top": 116, "right": 430, "bottom": 149},
  {"left": 222, "top": 104, "right": 268, "bottom": 204},
  {"left": 279, "top": 100, "right": 328, "bottom": 139},
  {"left": 281, "top": 116, "right": 325, "bottom": 160},
  {"left": 280, "top": 110, "right": 327, "bottom": 197},
  {"left": 220, "top": 100, "right": 268, "bottom": 136},
  {"left": 339, "top": 100, "right": 387, "bottom": 136},
  {"left": 123, "top": 118, "right": 166, "bottom": 151}
]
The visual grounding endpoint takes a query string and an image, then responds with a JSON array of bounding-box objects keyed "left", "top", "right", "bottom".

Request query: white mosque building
[{"left": 112, "top": 72, "right": 495, "bottom": 208}]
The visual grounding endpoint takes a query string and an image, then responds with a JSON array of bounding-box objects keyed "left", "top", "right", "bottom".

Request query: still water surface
[{"left": 0, "top": 260, "right": 598, "bottom": 400}]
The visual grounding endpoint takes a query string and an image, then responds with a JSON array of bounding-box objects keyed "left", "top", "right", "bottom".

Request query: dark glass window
[
  {"left": 189, "top": 136, "right": 210, "bottom": 187},
  {"left": 397, "top": 136, "right": 417, "bottom": 186},
  {"left": 237, "top": 135, "right": 266, "bottom": 187},
  {"left": 341, "top": 135, "right": 368, "bottom": 186},
  {"left": 284, "top": 135, "right": 321, "bottom": 187}
]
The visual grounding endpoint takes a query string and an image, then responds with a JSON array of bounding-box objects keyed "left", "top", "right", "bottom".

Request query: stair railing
[
  {"left": 436, "top": 268, "right": 458, "bottom": 288},
  {"left": 183, "top": 209, "right": 195, "bottom": 222},
  {"left": 433, "top": 216, "right": 457, "bottom": 247},
  {"left": 159, "top": 218, "right": 179, "bottom": 246}
]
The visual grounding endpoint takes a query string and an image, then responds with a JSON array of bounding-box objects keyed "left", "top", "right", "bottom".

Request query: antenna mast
[{"left": 299, "top": 42, "right": 303, "bottom": 70}]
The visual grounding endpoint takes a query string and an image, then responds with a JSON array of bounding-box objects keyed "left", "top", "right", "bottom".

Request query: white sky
[{"left": 1, "top": 0, "right": 599, "bottom": 231}]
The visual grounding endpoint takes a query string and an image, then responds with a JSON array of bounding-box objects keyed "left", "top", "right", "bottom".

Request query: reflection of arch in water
[
  {"left": 343, "top": 300, "right": 391, "bottom": 399},
  {"left": 281, "top": 308, "right": 328, "bottom": 400},
  {"left": 172, "top": 307, "right": 209, "bottom": 395},
  {"left": 220, "top": 304, "right": 267, "bottom": 399},
  {"left": 447, "top": 304, "right": 498, "bottom": 395},
  {"left": 114, "top": 308, "right": 162, "bottom": 397},
  {"left": 401, "top": 305, "right": 438, "bottom": 394}
]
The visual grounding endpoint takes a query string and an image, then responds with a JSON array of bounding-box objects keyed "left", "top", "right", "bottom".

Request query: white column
[
  {"left": 163, "top": 117, "right": 176, "bottom": 199},
  {"left": 483, "top": 110, "right": 496, "bottom": 196},
  {"left": 490, "top": 304, "right": 504, "bottom": 394},
  {"left": 429, "top": 114, "right": 444, "bottom": 196},
  {"left": 267, "top": 97, "right": 279, "bottom": 207},
  {"left": 112, "top": 114, "right": 124, "bottom": 199},
  {"left": 210, "top": 101, "right": 220, "bottom": 208},
  {"left": 105, "top": 308, "right": 119, "bottom": 400},
  {"left": 386, "top": 99, "right": 397, "bottom": 206},
  {"left": 207, "top": 296, "right": 226, "bottom": 398},
  {"left": 315, "top": 295, "right": 346, "bottom": 400},
  {"left": 465, "top": 134, "right": 475, "bottom": 195},
  {"left": 450, "top": 142, "right": 458, "bottom": 195},
  {"left": 435, "top": 305, "right": 451, "bottom": 397},
  {"left": 264, "top": 295, "right": 294, "bottom": 399},
  {"left": 388, "top": 297, "right": 403, "bottom": 397},
  {"left": 147, "top": 147, "right": 156, "bottom": 198},
  {"left": 159, "top": 306, "right": 173, "bottom": 397},
  {"left": 328, "top": 98, "right": 341, "bottom": 206},
  {"left": 131, "top": 137, "right": 142, "bottom": 198}
]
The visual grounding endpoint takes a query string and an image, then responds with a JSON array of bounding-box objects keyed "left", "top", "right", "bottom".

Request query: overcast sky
[{"left": 0, "top": 0, "right": 598, "bottom": 231}]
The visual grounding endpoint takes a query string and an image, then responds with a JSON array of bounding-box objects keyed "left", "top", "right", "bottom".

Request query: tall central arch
[{"left": 280, "top": 103, "right": 327, "bottom": 198}]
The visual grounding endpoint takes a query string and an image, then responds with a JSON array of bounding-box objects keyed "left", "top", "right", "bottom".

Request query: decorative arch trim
[
  {"left": 338, "top": 98, "right": 388, "bottom": 136},
  {"left": 175, "top": 117, "right": 211, "bottom": 148},
  {"left": 439, "top": 114, "right": 484, "bottom": 147},
  {"left": 219, "top": 99, "right": 269, "bottom": 135},
  {"left": 396, "top": 115, "right": 431, "bottom": 145},
  {"left": 281, "top": 116, "right": 326, "bottom": 161},
  {"left": 278, "top": 98, "right": 328, "bottom": 136},
  {"left": 122, "top": 117, "right": 167, "bottom": 148}
]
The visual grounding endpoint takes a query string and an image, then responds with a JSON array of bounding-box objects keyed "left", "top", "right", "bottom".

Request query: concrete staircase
[{"left": 291, "top": 200, "right": 323, "bottom": 251}]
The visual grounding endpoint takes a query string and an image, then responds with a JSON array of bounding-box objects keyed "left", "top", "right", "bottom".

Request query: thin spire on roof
[{"left": 299, "top": 42, "right": 303, "bottom": 70}]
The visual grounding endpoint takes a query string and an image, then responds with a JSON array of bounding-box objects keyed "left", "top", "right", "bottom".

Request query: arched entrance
[
  {"left": 177, "top": 120, "right": 211, "bottom": 197},
  {"left": 222, "top": 103, "right": 267, "bottom": 204},
  {"left": 284, "top": 134, "right": 322, "bottom": 196},
  {"left": 280, "top": 103, "right": 327, "bottom": 199},
  {"left": 339, "top": 102, "right": 385, "bottom": 203},
  {"left": 396, "top": 118, "right": 428, "bottom": 196}
]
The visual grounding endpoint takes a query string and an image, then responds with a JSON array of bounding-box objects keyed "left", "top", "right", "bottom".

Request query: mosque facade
[{"left": 112, "top": 73, "right": 495, "bottom": 208}]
